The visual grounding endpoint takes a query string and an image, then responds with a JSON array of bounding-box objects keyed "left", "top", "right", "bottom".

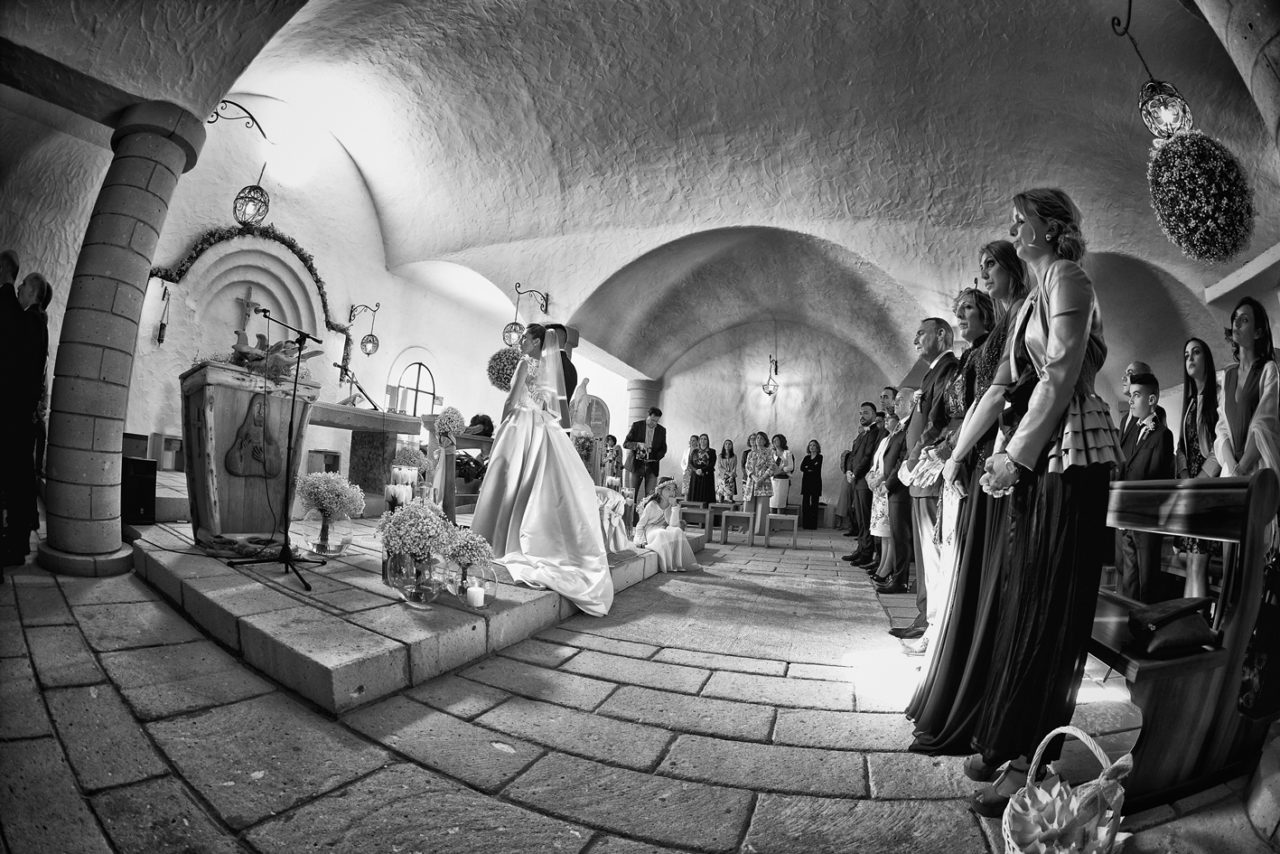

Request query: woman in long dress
[
  {"left": 799, "top": 440, "right": 823, "bottom": 529},
  {"left": 633, "top": 477, "right": 701, "bottom": 572},
  {"left": 909, "top": 241, "right": 1028, "bottom": 755},
  {"left": 963, "top": 190, "right": 1121, "bottom": 817},
  {"left": 470, "top": 323, "right": 614, "bottom": 617},
  {"left": 744, "top": 431, "right": 774, "bottom": 535},
  {"left": 714, "top": 439, "right": 737, "bottom": 503},
  {"left": 687, "top": 434, "right": 716, "bottom": 503},
  {"left": 769, "top": 433, "right": 795, "bottom": 512},
  {"left": 1176, "top": 337, "right": 1220, "bottom": 597}
]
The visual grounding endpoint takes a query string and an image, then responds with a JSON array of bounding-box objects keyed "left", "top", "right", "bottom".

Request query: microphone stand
[
  {"left": 333, "top": 362, "right": 381, "bottom": 412},
  {"left": 229, "top": 309, "right": 324, "bottom": 591}
]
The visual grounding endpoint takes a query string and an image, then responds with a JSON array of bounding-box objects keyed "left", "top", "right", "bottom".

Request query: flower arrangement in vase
[
  {"left": 376, "top": 498, "right": 458, "bottom": 607},
  {"left": 296, "top": 472, "right": 365, "bottom": 557},
  {"left": 435, "top": 406, "right": 467, "bottom": 446},
  {"left": 447, "top": 528, "right": 498, "bottom": 609}
]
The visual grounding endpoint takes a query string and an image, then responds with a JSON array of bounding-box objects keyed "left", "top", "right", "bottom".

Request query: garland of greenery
[
  {"left": 150, "top": 223, "right": 349, "bottom": 336},
  {"left": 1147, "top": 131, "right": 1254, "bottom": 263}
]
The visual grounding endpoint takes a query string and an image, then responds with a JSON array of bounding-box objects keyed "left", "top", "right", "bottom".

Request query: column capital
[{"left": 111, "top": 100, "right": 206, "bottom": 173}]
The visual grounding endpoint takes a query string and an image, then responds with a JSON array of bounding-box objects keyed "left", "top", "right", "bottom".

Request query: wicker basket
[{"left": 1001, "top": 725, "right": 1132, "bottom": 854}]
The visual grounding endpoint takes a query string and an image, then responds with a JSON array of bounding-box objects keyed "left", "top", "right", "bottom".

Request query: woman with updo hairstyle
[{"left": 950, "top": 189, "right": 1121, "bottom": 816}]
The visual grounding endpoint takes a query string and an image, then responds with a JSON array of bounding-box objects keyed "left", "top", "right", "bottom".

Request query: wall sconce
[
  {"left": 501, "top": 281, "right": 551, "bottom": 346},
  {"left": 233, "top": 164, "right": 270, "bottom": 227},
  {"left": 762, "top": 355, "right": 779, "bottom": 397},
  {"left": 1112, "top": 1, "right": 1193, "bottom": 140},
  {"left": 350, "top": 302, "right": 380, "bottom": 355}
]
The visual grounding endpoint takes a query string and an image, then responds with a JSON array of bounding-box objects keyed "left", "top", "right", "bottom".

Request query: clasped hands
[{"left": 979, "top": 452, "right": 1021, "bottom": 497}]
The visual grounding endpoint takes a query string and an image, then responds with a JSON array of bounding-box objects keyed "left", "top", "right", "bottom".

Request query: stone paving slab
[
  {"left": 241, "top": 605, "right": 409, "bottom": 713},
  {"left": 137, "top": 549, "right": 239, "bottom": 605},
  {"left": 45, "top": 684, "right": 167, "bottom": 791},
  {"left": 181, "top": 574, "right": 304, "bottom": 650},
  {"left": 405, "top": 673, "right": 511, "bottom": 720},
  {"left": 14, "top": 583, "right": 74, "bottom": 626},
  {"left": 73, "top": 600, "right": 203, "bottom": 652},
  {"left": 58, "top": 573, "right": 160, "bottom": 606},
  {"left": 98, "top": 639, "right": 275, "bottom": 720},
  {"left": 476, "top": 696, "right": 674, "bottom": 771},
  {"left": 589, "top": 837, "right": 698, "bottom": 854},
  {"left": 91, "top": 775, "right": 244, "bottom": 854},
  {"left": 482, "top": 582, "right": 565, "bottom": 650},
  {"left": 246, "top": 762, "right": 591, "bottom": 854},
  {"left": 787, "top": 662, "right": 858, "bottom": 682},
  {"left": 652, "top": 647, "right": 787, "bottom": 676},
  {"left": 1126, "top": 795, "right": 1276, "bottom": 854},
  {"left": 701, "top": 670, "right": 854, "bottom": 710},
  {"left": 1068, "top": 698, "right": 1143, "bottom": 736},
  {"left": 345, "top": 696, "right": 544, "bottom": 793},
  {"left": 147, "top": 692, "right": 389, "bottom": 830},
  {"left": 0, "top": 738, "right": 112, "bottom": 854},
  {"left": 0, "top": 656, "right": 52, "bottom": 738},
  {"left": 538, "top": 627, "right": 661, "bottom": 659},
  {"left": 773, "top": 708, "right": 916, "bottom": 751},
  {"left": 0, "top": 605, "right": 26, "bottom": 657},
  {"left": 309, "top": 586, "right": 401, "bottom": 612},
  {"left": 561, "top": 649, "right": 711, "bottom": 695},
  {"left": 500, "top": 637, "right": 582, "bottom": 668},
  {"left": 866, "top": 750, "right": 975, "bottom": 799},
  {"left": 659, "top": 733, "right": 868, "bottom": 797},
  {"left": 461, "top": 655, "right": 617, "bottom": 711},
  {"left": 25, "top": 624, "right": 105, "bottom": 687},
  {"left": 596, "top": 684, "right": 776, "bottom": 742},
  {"left": 743, "top": 793, "right": 989, "bottom": 853},
  {"left": 349, "top": 602, "right": 486, "bottom": 685},
  {"left": 504, "top": 752, "right": 754, "bottom": 853}
]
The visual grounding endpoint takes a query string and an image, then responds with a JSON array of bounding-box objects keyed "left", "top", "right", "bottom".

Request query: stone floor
[{"left": 0, "top": 522, "right": 1274, "bottom": 853}]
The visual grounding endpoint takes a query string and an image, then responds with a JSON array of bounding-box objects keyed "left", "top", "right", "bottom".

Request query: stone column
[
  {"left": 1195, "top": 0, "right": 1280, "bottom": 154},
  {"left": 627, "top": 379, "right": 662, "bottom": 425},
  {"left": 39, "top": 101, "right": 205, "bottom": 577}
]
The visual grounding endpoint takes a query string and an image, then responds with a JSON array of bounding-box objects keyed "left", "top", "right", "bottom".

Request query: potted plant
[
  {"left": 376, "top": 498, "right": 459, "bottom": 607},
  {"left": 296, "top": 472, "right": 365, "bottom": 557}
]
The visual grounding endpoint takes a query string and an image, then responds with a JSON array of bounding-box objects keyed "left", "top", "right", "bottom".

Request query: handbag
[{"left": 1127, "top": 596, "right": 1216, "bottom": 659}]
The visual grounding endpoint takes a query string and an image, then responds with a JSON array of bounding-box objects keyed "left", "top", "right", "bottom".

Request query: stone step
[{"left": 129, "top": 522, "right": 703, "bottom": 714}]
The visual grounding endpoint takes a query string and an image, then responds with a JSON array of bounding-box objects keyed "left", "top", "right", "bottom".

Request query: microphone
[{"left": 254, "top": 306, "right": 270, "bottom": 316}]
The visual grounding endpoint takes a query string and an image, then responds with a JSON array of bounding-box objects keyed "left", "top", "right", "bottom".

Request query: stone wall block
[
  {"left": 81, "top": 213, "right": 139, "bottom": 249},
  {"left": 73, "top": 243, "right": 151, "bottom": 284},
  {"left": 46, "top": 516, "right": 121, "bottom": 555},
  {"left": 45, "top": 445, "right": 121, "bottom": 487},
  {"left": 111, "top": 283, "right": 145, "bottom": 319},
  {"left": 111, "top": 131, "right": 190, "bottom": 176},
  {"left": 65, "top": 278, "right": 127, "bottom": 312},
  {"left": 90, "top": 486, "right": 121, "bottom": 521},
  {"left": 128, "top": 220, "right": 161, "bottom": 258},
  {"left": 60, "top": 309, "right": 138, "bottom": 355},
  {"left": 146, "top": 163, "right": 179, "bottom": 200},
  {"left": 53, "top": 342, "right": 104, "bottom": 380},
  {"left": 43, "top": 480, "right": 93, "bottom": 520},
  {"left": 51, "top": 378, "right": 129, "bottom": 421},
  {"left": 98, "top": 349, "right": 133, "bottom": 386},
  {"left": 92, "top": 418, "right": 124, "bottom": 453},
  {"left": 99, "top": 158, "right": 157, "bottom": 192},
  {"left": 91, "top": 186, "right": 167, "bottom": 230},
  {"left": 46, "top": 414, "right": 97, "bottom": 451}
]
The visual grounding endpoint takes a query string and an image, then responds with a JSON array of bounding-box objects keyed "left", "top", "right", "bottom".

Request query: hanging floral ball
[
  {"left": 487, "top": 346, "right": 521, "bottom": 391},
  {"left": 1147, "top": 131, "right": 1254, "bottom": 263}
]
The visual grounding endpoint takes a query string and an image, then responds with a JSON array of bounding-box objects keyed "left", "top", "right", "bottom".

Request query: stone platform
[{"left": 128, "top": 518, "right": 703, "bottom": 713}]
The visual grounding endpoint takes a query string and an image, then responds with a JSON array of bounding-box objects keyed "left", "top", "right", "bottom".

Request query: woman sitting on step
[{"left": 633, "top": 477, "right": 701, "bottom": 573}]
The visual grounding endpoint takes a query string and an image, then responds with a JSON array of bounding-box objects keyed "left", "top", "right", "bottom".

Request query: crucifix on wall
[{"left": 235, "top": 286, "right": 260, "bottom": 332}]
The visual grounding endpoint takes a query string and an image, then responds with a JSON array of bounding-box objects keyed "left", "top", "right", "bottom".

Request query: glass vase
[
  {"left": 383, "top": 551, "right": 443, "bottom": 608},
  {"left": 303, "top": 509, "right": 353, "bottom": 557}
]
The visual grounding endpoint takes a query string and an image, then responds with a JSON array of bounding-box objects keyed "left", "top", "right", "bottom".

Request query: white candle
[{"left": 466, "top": 586, "right": 486, "bottom": 608}]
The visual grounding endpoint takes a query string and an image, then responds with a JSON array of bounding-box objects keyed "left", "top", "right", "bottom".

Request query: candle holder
[{"left": 447, "top": 561, "right": 498, "bottom": 609}]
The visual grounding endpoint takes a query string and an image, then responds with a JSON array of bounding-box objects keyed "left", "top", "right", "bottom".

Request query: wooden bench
[
  {"left": 720, "top": 511, "right": 755, "bottom": 546},
  {"left": 763, "top": 513, "right": 798, "bottom": 549},
  {"left": 678, "top": 504, "right": 712, "bottom": 531},
  {"left": 707, "top": 502, "right": 737, "bottom": 529},
  {"left": 1092, "top": 471, "right": 1279, "bottom": 813}
]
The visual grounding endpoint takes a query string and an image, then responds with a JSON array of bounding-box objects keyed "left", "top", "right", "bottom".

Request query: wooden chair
[
  {"left": 720, "top": 511, "right": 755, "bottom": 546},
  {"left": 1090, "top": 471, "right": 1279, "bottom": 813}
]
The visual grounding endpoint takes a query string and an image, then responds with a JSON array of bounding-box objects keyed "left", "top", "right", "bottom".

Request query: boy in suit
[{"left": 1117, "top": 371, "right": 1176, "bottom": 603}]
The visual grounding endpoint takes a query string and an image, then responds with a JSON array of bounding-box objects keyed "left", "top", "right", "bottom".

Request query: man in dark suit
[
  {"left": 841, "top": 401, "right": 885, "bottom": 563},
  {"left": 886, "top": 318, "right": 959, "bottom": 641},
  {"left": 876, "top": 389, "right": 916, "bottom": 594},
  {"left": 623, "top": 406, "right": 667, "bottom": 501},
  {"left": 1117, "top": 372, "right": 1176, "bottom": 603}
]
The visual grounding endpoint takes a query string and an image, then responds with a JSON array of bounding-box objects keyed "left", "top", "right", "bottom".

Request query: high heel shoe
[
  {"left": 962, "top": 754, "right": 999, "bottom": 783},
  {"left": 969, "top": 763, "right": 1048, "bottom": 818}
]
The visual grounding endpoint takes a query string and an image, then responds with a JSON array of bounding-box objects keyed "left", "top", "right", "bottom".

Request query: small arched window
[{"left": 394, "top": 362, "right": 438, "bottom": 417}]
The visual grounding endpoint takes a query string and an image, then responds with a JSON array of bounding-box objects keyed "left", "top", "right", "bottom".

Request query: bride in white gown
[{"left": 470, "top": 324, "right": 614, "bottom": 616}]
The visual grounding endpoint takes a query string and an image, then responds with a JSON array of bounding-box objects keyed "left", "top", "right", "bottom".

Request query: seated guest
[
  {"left": 633, "top": 477, "right": 701, "bottom": 572},
  {"left": 1116, "top": 372, "right": 1176, "bottom": 602}
]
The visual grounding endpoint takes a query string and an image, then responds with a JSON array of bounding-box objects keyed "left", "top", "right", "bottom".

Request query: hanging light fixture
[
  {"left": 349, "top": 302, "right": 381, "bottom": 355},
  {"left": 762, "top": 355, "right": 779, "bottom": 397},
  {"left": 501, "top": 281, "right": 550, "bottom": 346},
  {"left": 1112, "top": 0, "right": 1193, "bottom": 140},
  {"left": 233, "top": 163, "right": 270, "bottom": 226}
]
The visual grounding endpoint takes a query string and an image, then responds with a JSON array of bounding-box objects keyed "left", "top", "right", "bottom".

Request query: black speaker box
[{"left": 122, "top": 456, "right": 157, "bottom": 525}]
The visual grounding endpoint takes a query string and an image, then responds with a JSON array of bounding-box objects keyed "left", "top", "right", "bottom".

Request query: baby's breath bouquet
[
  {"left": 450, "top": 527, "right": 495, "bottom": 569},
  {"left": 377, "top": 498, "right": 457, "bottom": 561},
  {"left": 436, "top": 406, "right": 467, "bottom": 441},
  {"left": 393, "top": 446, "right": 429, "bottom": 470},
  {"left": 488, "top": 346, "right": 521, "bottom": 391},
  {"left": 297, "top": 472, "right": 365, "bottom": 519},
  {"left": 1148, "top": 130, "right": 1254, "bottom": 262}
]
